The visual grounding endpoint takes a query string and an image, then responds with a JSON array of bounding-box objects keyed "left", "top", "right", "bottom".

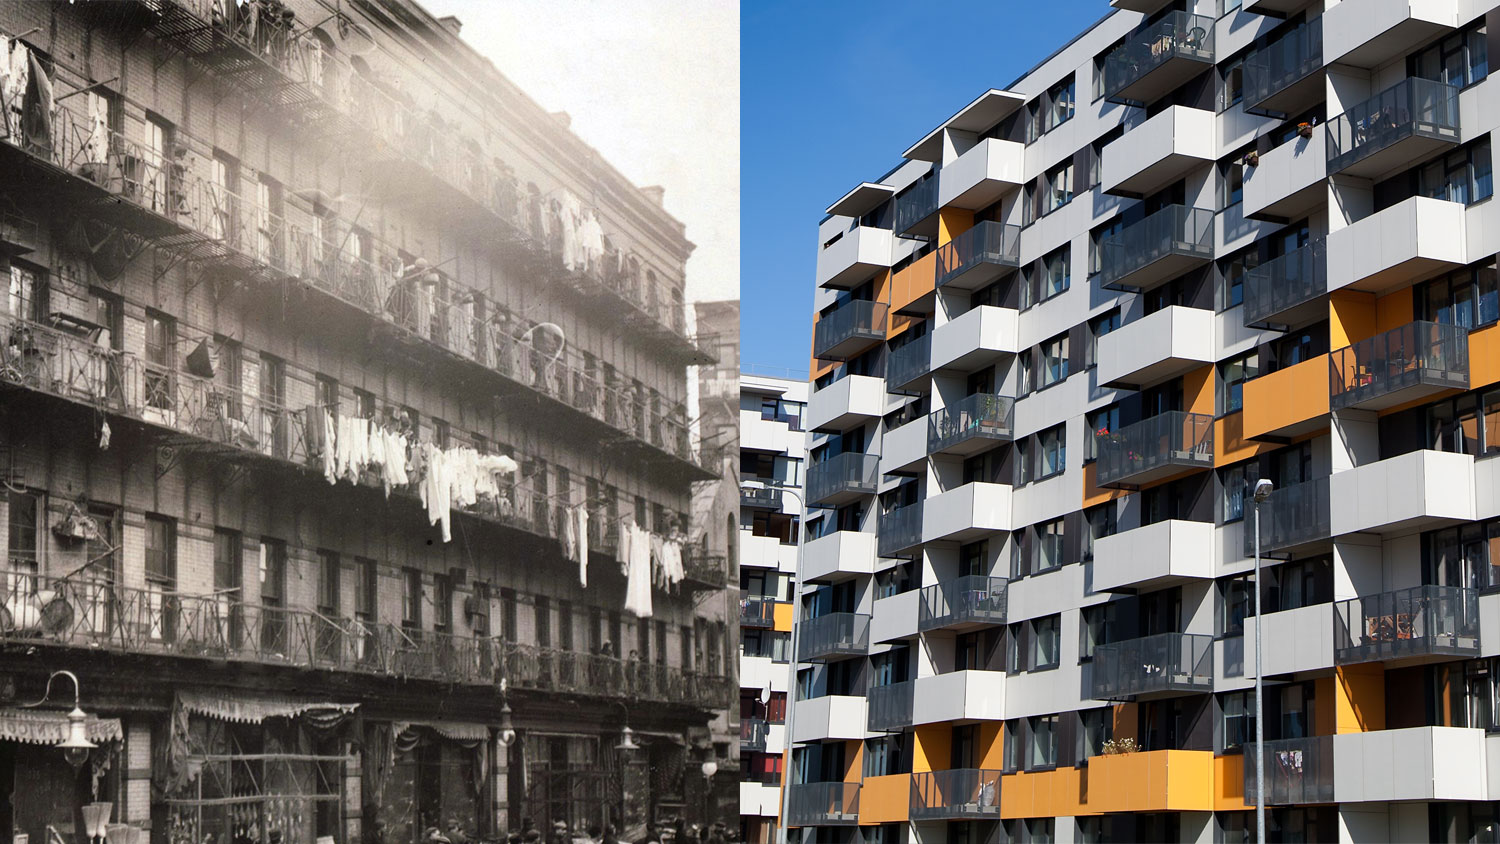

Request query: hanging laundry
[
  {"left": 575, "top": 506, "right": 589, "bottom": 587},
  {"left": 22, "top": 49, "right": 51, "bottom": 155},
  {"left": 622, "top": 521, "right": 653, "bottom": 618},
  {"left": 579, "top": 209, "right": 605, "bottom": 274},
  {"left": 321, "top": 410, "right": 337, "bottom": 483}
]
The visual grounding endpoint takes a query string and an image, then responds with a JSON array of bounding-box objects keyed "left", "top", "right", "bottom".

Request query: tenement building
[
  {"left": 0, "top": 0, "right": 729, "bottom": 841},
  {"left": 796, "top": 1, "right": 1500, "bottom": 842},
  {"left": 737, "top": 371, "right": 805, "bottom": 844}
]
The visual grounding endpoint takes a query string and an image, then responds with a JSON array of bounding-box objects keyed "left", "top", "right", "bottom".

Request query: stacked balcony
[
  {"left": 1243, "top": 239, "right": 1326, "bottom": 328},
  {"left": 928, "top": 394, "right": 1015, "bottom": 456},
  {"left": 866, "top": 680, "right": 917, "bottom": 732},
  {"left": 1243, "top": 475, "right": 1332, "bottom": 557},
  {"left": 878, "top": 502, "right": 926, "bottom": 557},
  {"left": 1095, "top": 411, "right": 1215, "bottom": 489},
  {"left": 1328, "top": 321, "right": 1468, "bottom": 411},
  {"left": 1097, "top": 305, "right": 1214, "bottom": 390},
  {"left": 740, "top": 595, "right": 777, "bottom": 629},
  {"left": 1093, "top": 520, "right": 1214, "bottom": 593},
  {"left": 938, "top": 139, "right": 1025, "bottom": 210},
  {"left": 935, "top": 221, "right": 1021, "bottom": 291},
  {"left": 886, "top": 332, "right": 932, "bottom": 394},
  {"left": 1243, "top": 124, "right": 1328, "bottom": 223},
  {"left": 806, "top": 452, "right": 880, "bottom": 507},
  {"left": 909, "top": 769, "right": 1003, "bottom": 821},
  {"left": 931, "top": 304, "right": 1019, "bottom": 373},
  {"left": 1244, "top": 735, "right": 1334, "bottom": 806},
  {"left": 1323, "top": 0, "right": 1462, "bottom": 68},
  {"left": 817, "top": 225, "right": 894, "bottom": 290},
  {"left": 894, "top": 176, "right": 941, "bottom": 238},
  {"left": 1102, "top": 106, "right": 1216, "bottom": 198},
  {"left": 1333, "top": 585, "right": 1479, "bottom": 665},
  {"left": 1326, "top": 196, "right": 1467, "bottom": 295},
  {"left": 740, "top": 484, "right": 784, "bottom": 511},
  {"left": 1090, "top": 632, "right": 1214, "bottom": 701},
  {"left": 1327, "top": 78, "right": 1460, "bottom": 179},
  {"left": 1329, "top": 449, "right": 1474, "bottom": 537},
  {"left": 740, "top": 718, "right": 771, "bottom": 753},
  {"left": 802, "top": 530, "right": 878, "bottom": 582},
  {"left": 786, "top": 782, "right": 861, "bottom": 826},
  {"left": 813, "top": 299, "right": 888, "bottom": 361},
  {"left": 807, "top": 374, "right": 885, "bottom": 433},
  {"left": 1098, "top": 205, "right": 1214, "bottom": 293},
  {"left": 918, "top": 576, "right": 1008, "bottom": 632},
  {"left": 797, "top": 612, "right": 872, "bottom": 662},
  {"left": 1244, "top": 16, "right": 1324, "bottom": 116},
  {"left": 1101, "top": 12, "right": 1216, "bottom": 105}
]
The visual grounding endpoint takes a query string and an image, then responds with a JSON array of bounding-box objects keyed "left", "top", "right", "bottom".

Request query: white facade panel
[
  {"left": 1329, "top": 449, "right": 1475, "bottom": 536},
  {"left": 805, "top": 374, "right": 886, "bottom": 432}
]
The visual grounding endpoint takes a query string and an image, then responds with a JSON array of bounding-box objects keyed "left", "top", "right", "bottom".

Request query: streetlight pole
[
  {"left": 740, "top": 480, "right": 806, "bottom": 844},
  {"left": 1252, "top": 478, "right": 1273, "bottom": 844}
]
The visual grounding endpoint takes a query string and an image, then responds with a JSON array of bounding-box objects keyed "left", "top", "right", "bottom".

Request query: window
[
  {"left": 1086, "top": 309, "right": 1120, "bottom": 369},
  {"left": 1425, "top": 518, "right": 1500, "bottom": 591},
  {"left": 144, "top": 311, "right": 175, "bottom": 410},
  {"left": 1084, "top": 503, "right": 1116, "bottom": 563},
  {"left": 317, "top": 549, "right": 339, "bottom": 617},
  {"left": 1040, "top": 333, "right": 1069, "bottom": 389},
  {"left": 1410, "top": 20, "right": 1488, "bottom": 89},
  {"left": 433, "top": 573, "right": 453, "bottom": 632},
  {"left": 1426, "top": 387, "right": 1500, "bottom": 457},
  {"left": 1220, "top": 575, "right": 1253, "bottom": 636},
  {"left": 1036, "top": 424, "right": 1066, "bottom": 480},
  {"left": 259, "top": 354, "right": 287, "bottom": 457},
  {"left": 501, "top": 588, "right": 519, "bottom": 641},
  {"left": 1218, "top": 246, "right": 1260, "bottom": 311},
  {"left": 355, "top": 558, "right": 376, "bottom": 622},
  {"left": 1221, "top": 690, "right": 1256, "bottom": 752},
  {"left": 1032, "top": 615, "right": 1061, "bottom": 670},
  {"left": 1221, "top": 156, "right": 1245, "bottom": 208},
  {"left": 1029, "top": 74, "right": 1076, "bottom": 140},
  {"left": 214, "top": 529, "right": 242, "bottom": 601},
  {"left": 6, "top": 491, "right": 39, "bottom": 576},
  {"left": 6, "top": 260, "right": 46, "bottom": 322},
  {"left": 1090, "top": 217, "right": 1124, "bottom": 276},
  {"left": 1043, "top": 159, "right": 1074, "bottom": 215},
  {"left": 1220, "top": 461, "right": 1258, "bottom": 523},
  {"left": 1030, "top": 245, "right": 1071, "bottom": 306},
  {"left": 1018, "top": 349, "right": 1035, "bottom": 396},
  {"left": 1418, "top": 139, "right": 1493, "bottom": 206},
  {"left": 402, "top": 568, "right": 422, "bottom": 629},
  {"left": 1003, "top": 720, "right": 1022, "bottom": 771},
  {"left": 1087, "top": 406, "right": 1121, "bottom": 461},
  {"left": 1418, "top": 260, "right": 1500, "bottom": 329},
  {"left": 1015, "top": 438, "right": 1032, "bottom": 485},
  {"left": 1081, "top": 709, "right": 1113, "bottom": 760},
  {"left": 259, "top": 539, "right": 286, "bottom": 609},
  {"left": 1219, "top": 352, "right": 1259, "bottom": 413},
  {"left": 1219, "top": 56, "right": 1245, "bottom": 112},
  {"left": 145, "top": 515, "right": 175, "bottom": 587},
  {"left": 1028, "top": 715, "right": 1059, "bottom": 769}
]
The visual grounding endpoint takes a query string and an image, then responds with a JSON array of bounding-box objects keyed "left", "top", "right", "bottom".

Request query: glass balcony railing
[
  {"left": 919, "top": 576, "right": 1008, "bottom": 632},
  {"left": 894, "top": 176, "right": 940, "bottom": 236},
  {"left": 910, "top": 769, "right": 1003, "bottom": 821},
  {"left": 1090, "top": 632, "right": 1214, "bottom": 700},
  {"left": 1333, "top": 585, "right": 1480, "bottom": 665},
  {"left": 1244, "top": 16, "right": 1323, "bottom": 111},
  {"left": 928, "top": 394, "right": 1015, "bottom": 455},
  {"left": 1243, "top": 239, "right": 1326, "bottom": 328},
  {"left": 1327, "top": 77, "right": 1460, "bottom": 176},
  {"left": 878, "top": 502, "right": 925, "bottom": 557},
  {"left": 805, "top": 452, "right": 880, "bottom": 506},
  {"left": 1243, "top": 735, "right": 1334, "bottom": 806},
  {"left": 740, "top": 594, "right": 777, "bottom": 629},
  {"left": 866, "top": 679, "right": 916, "bottom": 732},
  {"left": 1098, "top": 205, "right": 1214, "bottom": 292},
  {"left": 935, "top": 221, "right": 1021, "bottom": 289},
  {"left": 740, "top": 718, "right": 771, "bottom": 752},
  {"left": 1101, "top": 11, "right": 1216, "bottom": 103},
  {"left": 886, "top": 332, "right": 932, "bottom": 392},
  {"left": 813, "top": 299, "right": 888, "bottom": 361},
  {"left": 1243, "top": 475, "right": 1331, "bottom": 557},
  {"left": 1095, "top": 411, "right": 1214, "bottom": 489},
  {"left": 786, "top": 782, "right": 861, "bottom": 826},
  {"left": 739, "top": 484, "right": 783, "bottom": 510},
  {"left": 797, "top": 612, "right": 872, "bottom": 662},
  {"left": 1329, "top": 321, "right": 1468, "bottom": 411}
]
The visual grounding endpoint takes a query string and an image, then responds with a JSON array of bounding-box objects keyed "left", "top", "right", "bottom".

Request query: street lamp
[
  {"left": 22, "top": 670, "right": 95, "bottom": 770},
  {"left": 740, "top": 479, "right": 806, "bottom": 844},
  {"left": 497, "top": 678, "right": 517, "bottom": 748},
  {"left": 1252, "top": 478, "right": 1273, "bottom": 844}
]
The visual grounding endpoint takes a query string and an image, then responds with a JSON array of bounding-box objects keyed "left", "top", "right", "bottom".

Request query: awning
[
  {"left": 396, "top": 720, "right": 490, "bottom": 742},
  {"left": 0, "top": 707, "right": 122, "bottom": 746},
  {"left": 178, "top": 691, "right": 358, "bottom": 724}
]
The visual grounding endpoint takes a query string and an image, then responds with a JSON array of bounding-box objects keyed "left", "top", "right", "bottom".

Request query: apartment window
[
  {"left": 1418, "top": 260, "right": 1500, "bottom": 329},
  {"left": 1219, "top": 56, "right": 1245, "bottom": 112},
  {"left": 433, "top": 573, "right": 453, "bottom": 633},
  {"left": 144, "top": 311, "right": 175, "bottom": 409},
  {"left": 1425, "top": 518, "right": 1500, "bottom": 591},
  {"left": 1003, "top": 720, "right": 1022, "bottom": 771},
  {"left": 1220, "top": 461, "right": 1258, "bottom": 523},
  {"left": 1084, "top": 504, "right": 1116, "bottom": 563},
  {"left": 1418, "top": 139, "right": 1493, "bottom": 206},
  {"left": 214, "top": 529, "right": 242, "bottom": 601},
  {"left": 1410, "top": 20, "right": 1488, "bottom": 89},
  {"left": 1086, "top": 309, "right": 1120, "bottom": 369},
  {"left": 1032, "top": 615, "right": 1061, "bottom": 670},
  {"left": 1036, "top": 518, "right": 1065, "bottom": 572},
  {"left": 472, "top": 582, "right": 492, "bottom": 637},
  {"left": 6, "top": 491, "right": 39, "bottom": 575},
  {"left": 317, "top": 549, "right": 339, "bottom": 616},
  {"left": 1040, "top": 245, "right": 1070, "bottom": 303},
  {"left": 1090, "top": 217, "right": 1124, "bottom": 277},
  {"left": 1083, "top": 126, "right": 1123, "bottom": 190},
  {"left": 1428, "top": 387, "right": 1500, "bottom": 457},
  {"left": 1220, "top": 575, "right": 1253, "bottom": 636},
  {"left": 1086, "top": 406, "right": 1121, "bottom": 462},
  {"left": 1017, "top": 349, "right": 1035, "bottom": 396},
  {"left": 1030, "top": 74, "right": 1075, "bottom": 140},
  {"left": 259, "top": 539, "right": 286, "bottom": 610},
  {"left": 1040, "top": 333, "right": 1069, "bottom": 388},
  {"left": 1219, "top": 352, "right": 1260, "bottom": 413},
  {"left": 1029, "top": 715, "right": 1059, "bottom": 769},
  {"left": 1081, "top": 709, "right": 1114, "bottom": 760},
  {"left": 501, "top": 588, "right": 518, "bottom": 640},
  {"left": 255, "top": 175, "right": 281, "bottom": 264},
  {"left": 1015, "top": 438, "right": 1032, "bottom": 485},
  {"left": 1217, "top": 246, "right": 1260, "bottom": 311},
  {"left": 1221, "top": 690, "right": 1256, "bottom": 752},
  {"left": 535, "top": 595, "right": 553, "bottom": 648},
  {"left": 145, "top": 515, "right": 175, "bottom": 588},
  {"left": 354, "top": 388, "right": 375, "bottom": 420},
  {"left": 1035, "top": 424, "right": 1066, "bottom": 481},
  {"left": 354, "top": 558, "right": 376, "bottom": 623},
  {"left": 1221, "top": 156, "right": 1245, "bottom": 208},
  {"left": 960, "top": 541, "right": 988, "bottom": 577},
  {"left": 402, "top": 568, "right": 422, "bottom": 629},
  {"left": 1043, "top": 159, "right": 1074, "bottom": 215},
  {"left": 259, "top": 354, "right": 287, "bottom": 457},
  {"left": 6, "top": 260, "right": 46, "bottom": 322}
]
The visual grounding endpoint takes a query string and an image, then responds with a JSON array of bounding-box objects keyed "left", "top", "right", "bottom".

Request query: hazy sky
[{"left": 418, "top": 0, "right": 739, "bottom": 304}]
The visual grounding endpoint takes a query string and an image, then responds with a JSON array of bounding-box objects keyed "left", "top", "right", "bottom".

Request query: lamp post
[
  {"left": 612, "top": 700, "right": 640, "bottom": 832},
  {"left": 740, "top": 479, "right": 805, "bottom": 844},
  {"left": 1252, "top": 478, "right": 1273, "bottom": 844},
  {"left": 21, "top": 670, "right": 96, "bottom": 769}
]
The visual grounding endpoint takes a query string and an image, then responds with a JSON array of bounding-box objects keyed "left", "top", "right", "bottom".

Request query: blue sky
[{"left": 741, "top": 0, "right": 1108, "bottom": 375}]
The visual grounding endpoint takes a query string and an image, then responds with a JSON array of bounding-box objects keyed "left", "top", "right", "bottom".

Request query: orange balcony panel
[
  {"left": 1215, "top": 411, "right": 1279, "bottom": 468},
  {"left": 773, "top": 602, "right": 794, "bottom": 633},
  {"left": 1472, "top": 323, "right": 1500, "bottom": 390},
  {"left": 889, "top": 252, "right": 938, "bottom": 318},
  {"left": 1213, "top": 754, "right": 1251, "bottom": 811},
  {"left": 858, "top": 774, "right": 911, "bottom": 824},
  {"left": 1242, "top": 355, "right": 1330, "bottom": 441},
  {"left": 1001, "top": 767, "right": 1090, "bottom": 819},
  {"left": 1082, "top": 461, "right": 1129, "bottom": 509},
  {"left": 1085, "top": 749, "right": 1213, "bottom": 813}
]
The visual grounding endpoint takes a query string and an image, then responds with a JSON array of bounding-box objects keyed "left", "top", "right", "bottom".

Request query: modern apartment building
[
  {"left": 797, "top": 1, "right": 1500, "bottom": 842},
  {"left": 0, "top": 1, "right": 729, "bottom": 841},
  {"left": 739, "top": 372, "right": 806, "bottom": 844}
]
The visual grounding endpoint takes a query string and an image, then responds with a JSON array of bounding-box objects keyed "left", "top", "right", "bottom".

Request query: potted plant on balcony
[
  {"left": 1242, "top": 150, "right": 1259, "bottom": 168},
  {"left": 1297, "top": 120, "right": 1316, "bottom": 139}
]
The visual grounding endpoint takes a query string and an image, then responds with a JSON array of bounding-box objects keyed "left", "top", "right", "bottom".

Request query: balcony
[
  {"left": 909, "top": 769, "right": 1002, "bottom": 821},
  {"left": 1330, "top": 726, "right": 1488, "bottom": 803},
  {"left": 1244, "top": 240, "right": 1327, "bottom": 329},
  {"left": 741, "top": 718, "right": 771, "bottom": 752},
  {"left": 802, "top": 530, "right": 877, "bottom": 583},
  {"left": 740, "top": 485, "right": 784, "bottom": 511},
  {"left": 740, "top": 595, "right": 778, "bottom": 629},
  {"left": 1098, "top": 205, "right": 1215, "bottom": 293},
  {"left": 922, "top": 482, "right": 1013, "bottom": 542},
  {"left": 1329, "top": 321, "right": 1468, "bottom": 411},
  {"left": 1245, "top": 603, "right": 1337, "bottom": 678},
  {"left": 939, "top": 139, "right": 1025, "bottom": 210},
  {"left": 1101, "top": 11, "right": 1216, "bottom": 105},
  {"left": 927, "top": 394, "right": 1015, "bottom": 456},
  {"left": 878, "top": 502, "right": 925, "bottom": 557},
  {"left": 1110, "top": 0, "right": 1173, "bottom": 10},
  {"left": 1095, "top": 412, "right": 1214, "bottom": 490},
  {"left": 1330, "top": 450, "right": 1475, "bottom": 536},
  {"left": 1091, "top": 632, "right": 1214, "bottom": 701},
  {"left": 1327, "top": 78, "right": 1460, "bottom": 179},
  {"left": 806, "top": 374, "right": 885, "bottom": 433},
  {"left": 1086, "top": 749, "right": 1215, "bottom": 813},
  {"left": 880, "top": 417, "right": 928, "bottom": 476},
  {"left": 886, "top": 332, "right": 932, "bottom": 394},
  {"left": 805, "top": 452, "right": 880, "bottom": 508},
  {"left": 1244, "top": 0, "right": 1313, "bottom": 13},
  {"left": 872, "top": 588, "right": 921, "bottom": 643},
  {"left": 786, "top": 782, "right": 860, "bottom": 827},
  {"left": 682, "top": 549, "right": 729, "bottom": 591},
  {"left": 1243, "top": 125, "right": 1328, "bottom": 223},
  {"left": 1244, "top": 16, "right": 1324, "bottom": 115},
  {"left": 894, "top": 177, "right": 940, "bottom": 238},
  {"left": 792, "top": 694, "right": 868, "bottom": 742},
  {"left": 866, "top": 680, "right": 916, "bottom": 732},
  {"left": 797, "top": 612, "right": 871, "bottom": 662},
  {"left": 1244, "top": 475, "right": 1331, "bottom": 557},
  {"left": 1333, "top": 585, "right": 1479, "bottom": 666},
  {"left": 817, "top": 225, "right": 894, "bottom": 290},
  {"left": 813, "top": 299, "right": 888, "bottom": 361},
  {"left": 935, "top": 221, "right": 1022, "bottom": 291},
  {"left": 911, "top": 670, "right": 1007, "bottom": 725},
  {"left": 1096, "top": 305, "right": 1215, "bottom": 390},
  {"left": 918, "top": 576, "right": 1008, "bottom": 632},
  {"left": 1326, "top": 196, "right": 1467, "bottom": 295},
  {"left": 1244, "top": 735, "right": 1334, "bottom": 806},
  {"left": 1092, "top": 520, "right": 1215, "bottom": 593},
  {"left": 1102, "top": 106, "right": 1216, "bottom": 197},
  {"left": 931, "top": 305, "right": 1019, "bottom": 373},
  {"left": 1323, "top": 0, "right": 1461, "bottom": 68},
  {"left": 1243, "top": 356, "right": 1331, "bottom": 441}
]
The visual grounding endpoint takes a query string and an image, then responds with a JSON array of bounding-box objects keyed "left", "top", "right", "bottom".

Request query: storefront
[
  {"left": 362, "top": 721, "right": 492, "bottom": 844},
  {"left": 0, "top": 707, "right": 125, "bottom": 844}
]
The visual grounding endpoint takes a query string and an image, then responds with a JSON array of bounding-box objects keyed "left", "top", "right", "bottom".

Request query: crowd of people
[{"left": 423, "top": 818, "right": 733, "bottom": 844}]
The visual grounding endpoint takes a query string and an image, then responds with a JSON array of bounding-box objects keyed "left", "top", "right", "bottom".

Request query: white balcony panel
[
  {"left": 910, "top": 670, "right": 1006, "bottom": 726},
  {"left": 792, "top": 694, "right": 868, "bottom": 743},
  {"left": 871, "top": 589, "right": 921, "bottom": 644},
  {"left": 931, "top": 305, "right": 1019, "bottom": 373},
  {"left": 1244, "top": 0, "right": 1315, "bottom": 15},
  {"left": 802, "top": 531, "right": 878, "bottom": 583},
  {"left": 1102, "top": 106, "right": 1216, "bottom": 197},
  {"left": 1243, "top": 126, "right": 1327, "bottom": 222},
  {"left": 1091, "top": 519, "right": 1214, "bottom": 593},
  {"left": 1326, "top": 197, "right": 1467, "bottom": 295},
  {"left": 880, "top": 418, "right": 928, "bottom": 476},
  {"left": 1329, "top": 450, "right": 1475, "bottom": 537},
  {"left": 741, "top": 409, "right": 802, "bottom": 455},
  {"left": 1097, "top": 306, "right": 1215, "bottom": 390},
  {"left": 741, "top": 533, "right": 791, "bottom": 570},
  {"left": 740, "top": 656, "right": 791, "bottom": 696},
  {"left": 923, "top": 482, "right": 1013, "bottom": 543},
  {"left": 740, "top": 782, "right": 781, "bottom": 817},
  {"left": 816, "top": 225, "right": 894, "bottom": 290},
  {"left": 1244, "top": 603, "right": 1336, "bottom": 678},
  {"left": 1323, "top": 0, "right": 1458, "bottom": 68},
  {"left": 938, "top": 138, "right": 1025, "bottom": 210},
  {"left": 1333, "top": 727, "right": 1487, "bottom": 802},
  {"left": 807, "top": 374, "right": 886, "bottom": 433},
  {"left": 766, "top": 723, "right": 787, "bottom": 756}
]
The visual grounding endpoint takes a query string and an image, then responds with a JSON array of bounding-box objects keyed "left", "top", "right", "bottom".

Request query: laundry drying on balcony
[{"left": 561, "top": 505, "right": 591, "bottom": 585}]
